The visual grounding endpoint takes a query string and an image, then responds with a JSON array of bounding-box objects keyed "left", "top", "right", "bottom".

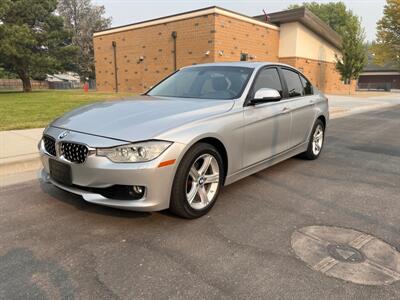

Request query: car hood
[{"left": 51, "top": 95, "right": 234, "bottom": 142}]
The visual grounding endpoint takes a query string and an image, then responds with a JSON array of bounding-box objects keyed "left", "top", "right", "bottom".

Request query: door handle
[
  {"left": 282, "top": 107, "right": 291, "bottom": 114},
  {"left": 309, "top": 100, "right": 315, "bottom": 104}
]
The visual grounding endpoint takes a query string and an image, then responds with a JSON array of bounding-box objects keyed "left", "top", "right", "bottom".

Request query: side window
[
  {"left": 300, "top": 75, "right": 313, "bottom": 95},
  {"left": 282, "top": 69, "right": 304, "bottom": 98},
  {"left": 252, "top": 68, "right": 283, "bottom": 97}
]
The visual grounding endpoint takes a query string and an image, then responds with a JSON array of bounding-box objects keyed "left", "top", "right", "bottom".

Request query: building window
[{"left": 240, "top": 53, "right": 249, "bottom": 61}]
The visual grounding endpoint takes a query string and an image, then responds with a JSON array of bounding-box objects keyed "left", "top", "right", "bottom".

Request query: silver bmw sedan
[{"left": 39, "top": 62, "right": 328, "bottom": 218}]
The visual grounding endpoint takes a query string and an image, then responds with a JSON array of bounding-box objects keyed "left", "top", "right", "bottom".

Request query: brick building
[
  {"left": 358, "top": 55, "right": 400, "bottom": 91},
  {"left": 93, "top": 6, "right": 355, "bottom": 94}
]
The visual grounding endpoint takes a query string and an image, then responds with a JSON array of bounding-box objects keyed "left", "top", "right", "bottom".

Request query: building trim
[
  {"left": 94, "top": 6, "right": 279, "bottom": 37},
  {"left": 255, "top": 7, "right": 342, "bottom": 50},
  {"left": 360, "top": 71, "right": 400, "bottom": 76},
  {"left": 279, "top": 56, "right": 337, "bottom": 64},
  {"left": 213, "top": 7, "right": 279, "bottom": 30}
]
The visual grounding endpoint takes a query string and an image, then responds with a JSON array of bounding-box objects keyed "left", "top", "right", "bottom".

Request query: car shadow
[{"left": 39, "top": 180, "right": 152, "bottom": 219}]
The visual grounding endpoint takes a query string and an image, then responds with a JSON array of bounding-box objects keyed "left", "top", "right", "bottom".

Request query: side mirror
[{"left": 250, "top": 88, "right": 281, "bottom": 104}]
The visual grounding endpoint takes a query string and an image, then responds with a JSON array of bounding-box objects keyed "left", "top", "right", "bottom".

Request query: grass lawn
[{"left": 0, "top": 90, "right": 136, "bottom": 131}]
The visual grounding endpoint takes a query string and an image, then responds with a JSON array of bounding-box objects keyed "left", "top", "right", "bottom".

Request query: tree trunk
[
  {"left": 19, "top": 71, "right": 32, "bottom": 92},
  {"left": 348, "top": 79, "right": 352, "bottom": 95}
]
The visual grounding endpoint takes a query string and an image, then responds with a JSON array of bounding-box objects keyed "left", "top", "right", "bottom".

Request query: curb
[
  {"left": 0, "top": 155, "right": 42, "bottom": 177},
  {"left": 329, "top": 103, "right": 397, "bottom": 119}
]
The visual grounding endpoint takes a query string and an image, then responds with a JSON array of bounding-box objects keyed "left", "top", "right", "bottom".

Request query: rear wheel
[
  {"left": 300, "top": 119, "right": 325, "bottom": 160},
  {"left": 169, "top": 143, "right": 223, "bottom": 219}
]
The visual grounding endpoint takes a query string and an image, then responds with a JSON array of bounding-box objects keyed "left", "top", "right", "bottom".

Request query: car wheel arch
[
  {"left": 179, "top": 136, "right": 228, "bottom": 184},
  {"left": 317, "top": 115, "right": 327, "bottom": 129}
]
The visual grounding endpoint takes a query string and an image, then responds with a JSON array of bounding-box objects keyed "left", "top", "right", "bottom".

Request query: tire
[
  {"left": 299, "top": 119, "right": 325, "bottom": 160},
  {"left": 169, "top": 143, "right": 224, "bottom": 219}
]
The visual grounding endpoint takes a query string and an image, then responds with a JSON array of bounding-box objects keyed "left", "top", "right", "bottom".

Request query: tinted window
[
  {"left": 147, "top": 66, "right": 253, "bottom": 100},
  {"left": 252, "top": 68, "right": 283, "bottom": 97},
  {"left": 300, "top": 75, "right": 313, "bottom": 95},
  {"left": 282, "top": 69, "right": 303, "bottom": 98}
]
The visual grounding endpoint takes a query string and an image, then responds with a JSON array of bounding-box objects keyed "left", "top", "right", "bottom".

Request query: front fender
[{"left": 157, "top": 107, "right": 245, "bottom": 177}]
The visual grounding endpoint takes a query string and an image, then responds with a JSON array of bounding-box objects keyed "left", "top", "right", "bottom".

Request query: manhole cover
[
  {"left": 327, "top": 244, "right": 365, "bottom": 263},
  {"left": 291, "top": 226, "right": 400, "bottom": 285}
]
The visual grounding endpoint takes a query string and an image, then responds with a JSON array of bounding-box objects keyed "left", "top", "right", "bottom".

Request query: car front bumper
[{"left": 39, "top": 127, "right": 186, "bottom": 212}]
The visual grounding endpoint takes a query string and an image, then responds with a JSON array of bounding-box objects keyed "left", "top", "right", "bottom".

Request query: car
[{"left": 39, "top": 62, "right": 328, "bottom": 218}]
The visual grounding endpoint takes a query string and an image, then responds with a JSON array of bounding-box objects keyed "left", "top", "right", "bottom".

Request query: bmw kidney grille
[{"left": 60, "top": 142, "right": 89, "bottom": 164}]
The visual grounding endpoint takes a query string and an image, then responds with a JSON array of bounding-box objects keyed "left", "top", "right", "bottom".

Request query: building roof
[
  {"left": 254, "top": 7, "right": 342, "bottom": 50},
  {"left": 53, "top": 73, "right": 80, "bottom": 82},
  {"left": 47, "top": 73, "right": 80, "bottom": 82},
  {"left": 93, "top": 6, "right": 279, "bottom": 37},
  {"left": 363, "top": 54, "right": 400, "bottom": 72},
  {"left": 46, "top": 75, "right": 63, "bottom": 82}
]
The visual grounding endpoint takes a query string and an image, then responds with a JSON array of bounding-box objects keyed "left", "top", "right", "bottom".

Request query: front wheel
[
  {"left": 169, "top": 143, "right": 224, "bottom": 219},
  {"left": 300, "top": 119, "right": 325, "bottom": 160}
]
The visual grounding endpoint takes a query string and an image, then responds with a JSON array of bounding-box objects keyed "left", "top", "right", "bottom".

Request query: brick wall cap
[
  {"left": 94, "top": 6, "right": 279, "bottom": 37},
  {"left": 181, "top": 61, "right": 303, "bottom": 72}
]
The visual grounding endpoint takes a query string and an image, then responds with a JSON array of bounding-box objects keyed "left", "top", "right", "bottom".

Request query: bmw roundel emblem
[{"left": 58, "top": 130, "right": 70, "bottom": 139}]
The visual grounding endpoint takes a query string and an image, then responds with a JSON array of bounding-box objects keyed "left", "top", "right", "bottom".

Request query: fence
[
  {"left": 0, "top": 78, "right": 97, "bottom": 91},
  {"left": 88, "top": 79, "right": 96, "bottom": 90},
  {"left": 0, "top": 79, "right": 49, "bottom": 91},
  {"left": 47, "top": 81, "right": 83, "bottom": 89}
]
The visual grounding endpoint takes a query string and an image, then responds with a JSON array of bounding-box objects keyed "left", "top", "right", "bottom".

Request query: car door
[
  {"left": 280, "top": 68, "right": 316, "bottom": 148},
  {"left": 243, "top": 67, "right": 291, "bottom": 167}
]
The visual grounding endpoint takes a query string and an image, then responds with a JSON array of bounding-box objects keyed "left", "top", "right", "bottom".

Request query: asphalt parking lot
[{"left": 1, "top": 106, "right": 399, "bottom": 299}]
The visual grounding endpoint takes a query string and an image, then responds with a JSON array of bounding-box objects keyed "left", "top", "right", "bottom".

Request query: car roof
[{"left": 181, "top": 61, "right": 295, "bottom": 70}]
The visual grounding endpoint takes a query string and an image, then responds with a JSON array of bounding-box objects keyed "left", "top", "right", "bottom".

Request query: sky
[{"left": 93, "top": 0, "right": 386, "bottom": 42}]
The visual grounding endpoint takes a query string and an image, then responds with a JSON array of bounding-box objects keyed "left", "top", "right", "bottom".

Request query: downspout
[
  {"left": 112, "top": 41, "right": 118, "bottom": 92},
  {"left": 171, "top": 31, "right": 177, "bottom": 71}
]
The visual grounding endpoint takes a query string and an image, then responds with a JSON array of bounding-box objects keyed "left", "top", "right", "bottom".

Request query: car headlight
[{"left": 96, "top": 141, "right": 172, "bottom": 163}]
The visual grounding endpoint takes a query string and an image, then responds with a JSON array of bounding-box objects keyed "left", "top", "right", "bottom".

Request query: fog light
[{"left": 130, "top": 185, "right": 145, "bottom": 197}]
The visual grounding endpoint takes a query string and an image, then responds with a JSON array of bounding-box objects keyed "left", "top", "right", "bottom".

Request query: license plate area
[{"left": 49, "top": 159, "right": 72, "bottom": 186}]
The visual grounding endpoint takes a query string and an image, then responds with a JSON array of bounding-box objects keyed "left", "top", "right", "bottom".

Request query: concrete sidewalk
[
  {"left": 1, "top": 93, "right": 400, "bottom": 184},
  {"left": 327, "top": 93, "right": 400, "bottom": 118},
  {"left": 0, "top": 128, "right": 43, "bottom": 177}
]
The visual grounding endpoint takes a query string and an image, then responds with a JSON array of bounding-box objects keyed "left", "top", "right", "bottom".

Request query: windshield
[{"left": 147, "top": 66, "right": 254, "bottom": 100}]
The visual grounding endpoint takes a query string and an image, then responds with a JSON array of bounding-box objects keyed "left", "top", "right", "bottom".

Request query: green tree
[
  {"left": 372, "top": 0, "right": 400, "bottom": 68},
  {"left": 0, "top": 0, "right": 78, "bottom": 92},
  {"left": 335, "top": 19, "right": 367, "bottom": 85},
  {"left": 288, "top": 2, "right": 367, "bottom": 85},
  {"left": 0, "top": 67, "right": 17, "bottom": 79},
  {"left": 58, "top": 0, "right": 111, "bottom": 80}
]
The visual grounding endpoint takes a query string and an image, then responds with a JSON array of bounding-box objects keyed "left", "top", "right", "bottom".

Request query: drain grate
[{"left": 291, "top": 226, "right": 400, "bottom": 286}]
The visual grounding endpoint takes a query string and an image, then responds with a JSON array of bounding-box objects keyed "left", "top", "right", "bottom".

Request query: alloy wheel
[
  {"left": 186, "top": 154, "right": 220, "bottom": 210},
  {"left": 312, "top": 124, "right": 324, "bottom": 155}
]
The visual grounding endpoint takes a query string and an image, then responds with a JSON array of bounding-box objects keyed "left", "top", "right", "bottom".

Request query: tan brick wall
[
  {"left": 213, "top": 14, "right": 280, "bottom": 62},
  {"left": 93, "top": 11, "right": 350, "bottom": 94},
  {"left": 93, "top": 12, "right": 280, "bottom": 93},
  {"left": 93, "top": 14, "right": 216, "bottom": 92},
  {"left": 279, "top": 57, "right": 356, "bottom": 94}
]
